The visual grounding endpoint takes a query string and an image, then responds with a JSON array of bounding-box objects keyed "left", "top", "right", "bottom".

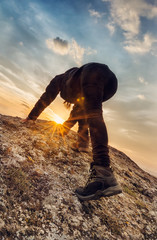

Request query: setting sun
[{"left": 53, "top": 113, "right": 64, "bottom": 124}]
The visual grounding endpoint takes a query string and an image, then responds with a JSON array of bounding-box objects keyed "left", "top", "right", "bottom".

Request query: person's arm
[{"left": 27, "top": 75, "right": 62, "bottom": 121}]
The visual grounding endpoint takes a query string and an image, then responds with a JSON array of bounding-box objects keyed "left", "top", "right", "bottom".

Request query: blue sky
[{"left": 0, "top": 0, "right": 157, "bottom": 176}]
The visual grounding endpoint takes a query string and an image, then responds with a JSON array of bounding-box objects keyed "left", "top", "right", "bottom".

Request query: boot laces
[{"left": 85, "top": 168, "right": 97, "bottom": 187}]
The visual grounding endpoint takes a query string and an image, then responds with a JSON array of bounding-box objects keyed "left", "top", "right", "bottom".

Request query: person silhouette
[{"left": 26, "top": 62, "right": 122, "bottom": 200}]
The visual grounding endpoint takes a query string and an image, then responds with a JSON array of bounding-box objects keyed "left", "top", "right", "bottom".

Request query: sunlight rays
[{"left": 37, "top": 120, "right": 72, "bottom": 150}]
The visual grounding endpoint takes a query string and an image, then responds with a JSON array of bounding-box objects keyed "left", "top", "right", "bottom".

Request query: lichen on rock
[{"left": 0, "top": 114, "right": 157, "bottom": 240}]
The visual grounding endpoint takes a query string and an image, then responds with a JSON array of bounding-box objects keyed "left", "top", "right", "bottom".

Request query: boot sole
[{"left": 75, "top": 185, "right": 122, "bottom": 201}]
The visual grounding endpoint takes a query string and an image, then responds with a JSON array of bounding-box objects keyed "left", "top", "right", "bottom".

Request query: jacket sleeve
[{"left": 28, "top": 75, "right": 61, "bottom": 120}]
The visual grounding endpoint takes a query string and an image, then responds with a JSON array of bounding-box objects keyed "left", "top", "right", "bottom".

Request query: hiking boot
[
  {"left": 75, "top": 165, "right": 122, "bottom": 201},
  {"left": 71, "top": 142, "right": 89, "bottom": 153}
]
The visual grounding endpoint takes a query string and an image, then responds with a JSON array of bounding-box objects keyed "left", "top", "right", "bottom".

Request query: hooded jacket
[
  {"left": 28, "top": 66, "right": 83, "bottom": 120},
  {"left": 28, "top": 62, "right": 115, "bottom": 120}
]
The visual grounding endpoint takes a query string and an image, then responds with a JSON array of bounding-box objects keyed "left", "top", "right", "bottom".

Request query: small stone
[
  {"left": 122, "top": 232, "right": 130, "bottom": 240},
  {"left": 0, "top": 218, "right": 5, "bottom": 230},
  {"left": 28, "top": 236, "right": 35, "bottom": 240},
  {"left": 40, "top": 229, "right": 45, "bottom": 235},
  {"left": 32, "top": 168, "right": 45, "bottom": 176},
  {"left": 146, "top": 225, "right": 152, "bottom": 234},
  {"left": 149, "top": 211, "right": 156, "bottom": 217},
  {"left": 0, "top": 201, "right": 6, "bottom": 212},
  {"left": 58, "top": 152, "right": 64, "bottom": 158}
]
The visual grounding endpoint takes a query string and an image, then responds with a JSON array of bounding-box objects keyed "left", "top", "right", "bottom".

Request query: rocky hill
[{"left": 0, "top": 114, "right": 157, "bottom": 240}]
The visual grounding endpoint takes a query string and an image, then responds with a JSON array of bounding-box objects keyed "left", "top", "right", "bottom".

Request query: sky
[{"left": 0, "top": 0, "right": 157, "bottom": 176}]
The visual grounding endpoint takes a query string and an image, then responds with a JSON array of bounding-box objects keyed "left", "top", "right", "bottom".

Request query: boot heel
[{"left": 102, "top": 185, "right": 122, "bottom": 197}]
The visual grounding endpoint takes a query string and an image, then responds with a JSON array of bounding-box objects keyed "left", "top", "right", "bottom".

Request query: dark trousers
[
  {"left": 63, "top": 104, "right": 89, "bottom": 148},
  {"left": 79, "top": 63, "right": 118, "bottom": 167}
]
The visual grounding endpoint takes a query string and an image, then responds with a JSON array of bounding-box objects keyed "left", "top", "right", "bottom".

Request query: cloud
[
  {"left": 139, "top": 77, "right": 148, "bottom": 85},
  {"left": 46, "top": 37, "right": 96, "bottom": 65},
  {"left": 0, "top": 60, "right": 44, "bottom": 102},
  {"left": 46, "top": 37, "right": 69, "bottom": 55},
  {"left": 89, "top": 9, "right": 102, "bottom": 18},
  {"left": 19, "top": 41, "right": 24, "bottom": 46},
  {"left": 0, "top": 64, "right": 21, "bottom": 84},
  {"left": 21, "top": 101, "right": 30, "bottom": 109},
  {"left": 104, "top": 0, "right": 157, "bottom": 37},
  {"left": 106, "top": 22, "right": 115, "bottom": 35},
  {"left": 124, "top": 34, "right": 157, "bottom": 54},
  {"left": 103, "top": 0, "right": 157, "bottom": 54},
  {"left": 0, "top": 72, "right": 13, "bottom": 84},
  {"left": 46, "top": 37, "right": 84, "bottom": 65},
  {"left": 0, "top": 73, "right": 35, "bottom": 102},
  {"left": 137, "top": 94, "right": 145, "bottom": 100},
  {"left": 119, "top": 128, "right": 138, "bottom": 139},
  {"left": 85, "top": 47, "right": 97, "bottom": 55},
  {"left": 103, "top": 107, "right": 116, "bottom": 121},
  {"left": 69, "top": 39, "right": 85, "bottom": 65},
  {"left": 106, "top": 0, "right": 141, "bottom": 39}
]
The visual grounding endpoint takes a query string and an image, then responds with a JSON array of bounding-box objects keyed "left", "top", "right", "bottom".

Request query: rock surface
[{"left": 0, "top": 114, "right": 157, "bottom": 240}]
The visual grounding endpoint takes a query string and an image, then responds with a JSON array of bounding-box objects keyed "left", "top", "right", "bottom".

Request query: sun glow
[{"left": 53, "top": 113, "right": 64, "bottom": 124}]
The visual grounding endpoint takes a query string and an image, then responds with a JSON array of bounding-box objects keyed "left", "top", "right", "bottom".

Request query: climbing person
[{"left": 25, "top": 62, "right": 122, "bottom": 201}]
